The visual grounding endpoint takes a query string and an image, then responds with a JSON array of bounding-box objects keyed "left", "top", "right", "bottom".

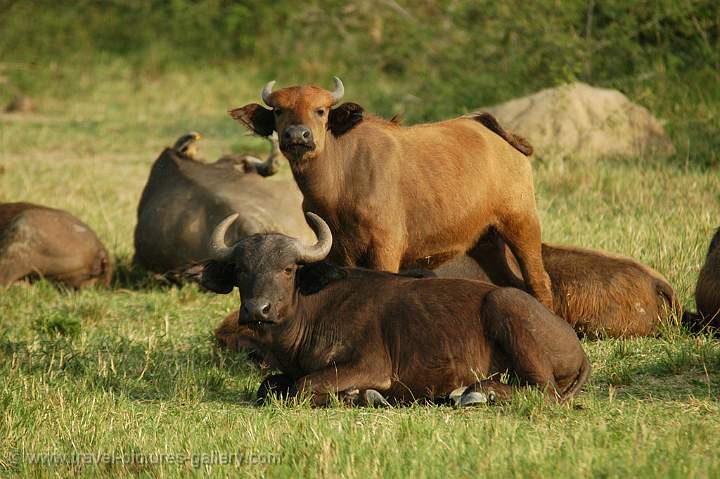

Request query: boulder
[{"left": 480, "top": 82, "right": 674, "bottom": 161}]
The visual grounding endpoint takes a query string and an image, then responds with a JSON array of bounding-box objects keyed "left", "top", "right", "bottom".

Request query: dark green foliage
[
  {"left": 1, "top": 1, "right": 717, "bottom": 108},
  {"left": 2, "top": 1, "right": 718, "bottom": 166}
]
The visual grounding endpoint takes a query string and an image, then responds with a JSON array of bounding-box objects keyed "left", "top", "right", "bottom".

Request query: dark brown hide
[
  {"left": 201, "top": 215, "right": 589, "bottom": 406},
  {"left": 0, "top": 202, "right": 112, "bottom": 288},
  {"left": 210, "top": 264, "right": 589, "bottom": 406},
  {"left": 695, "top": 227, "right": 720, "bottom": 327}
]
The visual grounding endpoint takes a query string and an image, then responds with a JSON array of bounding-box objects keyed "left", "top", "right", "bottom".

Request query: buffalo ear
[
  {"left": 297, "top": 261, "right": 347, "bottom": 295},
  {"left": 328, "top": 102, "right": 364, "bottom": 136},
  {"left": 199, "top": 260, "right": 236, "bottom": 294},
  {"left": 229, "top": 104, "right": 275, "bottom": 137}
]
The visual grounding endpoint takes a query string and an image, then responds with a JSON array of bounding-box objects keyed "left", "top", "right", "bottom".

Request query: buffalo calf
[
  {"left": 202, "top": 212, "right": 590, "bottom": 406},
  {"left": 0, "top": 202, "right": 111, "bottom": 288},
  {"left": 230, "top": 78, "right": 555, "bottom": 312}
]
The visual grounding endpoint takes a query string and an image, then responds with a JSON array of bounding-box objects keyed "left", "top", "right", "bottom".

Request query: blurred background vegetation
[{"left": 1, "top": 0, "right": 719, "bottom": 164}]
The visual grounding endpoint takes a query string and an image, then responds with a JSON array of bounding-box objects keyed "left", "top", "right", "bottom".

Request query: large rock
[{"left": 480, "top": 82, "right": 674, "bottom": 161}]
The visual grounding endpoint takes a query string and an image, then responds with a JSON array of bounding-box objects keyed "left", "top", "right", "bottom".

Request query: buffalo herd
[{"left": 2, "top": 78, "right": 718, "bottom": 406}]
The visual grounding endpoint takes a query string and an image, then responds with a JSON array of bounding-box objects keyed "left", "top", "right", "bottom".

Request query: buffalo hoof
[
  {"left": 458, "top": 391, "right": 488, "bottom": 407},
  {"left": 256, "top": 374, "right": 297, "bottom": 405},
  {"left": 363, "top": 389, "right": 391, "bottom": 408},
  {"left": 341, "top": 388, "right": 360, "bottom": 405},
  {"left": 449, "top": 386, "right": 468, "bottom": 406},
  {"left": 456, "top": 387, "right": 497, "bottom": 408}
]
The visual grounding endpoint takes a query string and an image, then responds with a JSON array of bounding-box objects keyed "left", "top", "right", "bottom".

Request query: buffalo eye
[
  {"left": 316, "top": 109, "right": 325, "bottom": 117},
  {"left": 284, "top": 266, "right": 294, "bottom": 275}
]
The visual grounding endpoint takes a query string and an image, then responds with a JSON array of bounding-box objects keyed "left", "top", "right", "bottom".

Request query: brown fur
[
  {"left": 230, "top": 82, "right": 554, "bottom": 310},
  {"left": 206, "top": 263, "right": 590, "bottom": 406},
  {"left": 695, "top": 227, "right": 720, "bottom": 327},
  {"left": 436, "top": 231, "right": 682, "bottom": 338},
  {"left": 0, "top": 202, "right": 112, "bottom": 288}
]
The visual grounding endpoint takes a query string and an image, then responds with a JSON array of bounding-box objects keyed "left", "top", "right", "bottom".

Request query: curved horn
[
  {"left": 330, "top": 76, "right": 344, "bottom": 104},
  {"left": 261, "top": 80, "right": 276, "bottom": 107},
  {"left": 294, "top": 212, "right": 333, "bottom": 264},
  {"left": 208, "top": 213, "right": 239, "bottom": 260}
]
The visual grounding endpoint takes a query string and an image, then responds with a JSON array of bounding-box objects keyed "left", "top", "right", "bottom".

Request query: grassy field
[{"left": 1, "top": 62, "right": 719, "bottom": 478}]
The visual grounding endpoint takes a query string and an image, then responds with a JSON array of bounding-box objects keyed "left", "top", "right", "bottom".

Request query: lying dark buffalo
[
  {"left": 696, "top": 227, "right": 720, "bottom": 325},
  {"left": 200, "top": 212, "right": 590, "bottom": 406},
  {"left": 434, "top": 230, "right": 682, "bottom": 338},
  {"left": 0, "top": 202, "right": 112, "bottom": 288},
  {"left": 685, "top": 227, "right": 720, "bottom": 330},
  {"left": 213, "top": 234, "right": 681, "bottom": 343},
  {"left": 133, "top": 133, "right": 314, "bottom": 275}
]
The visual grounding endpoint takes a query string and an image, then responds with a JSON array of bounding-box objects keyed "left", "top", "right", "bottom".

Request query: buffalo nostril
[
  {"left": 301, "top": 130, "right": 310, "bottom": 139},
  {"left": 260, "top": 303, "right": 271, "bottom": 316},
  {"left": 283, "top": 130, "right": 291, "bottom": 139}
]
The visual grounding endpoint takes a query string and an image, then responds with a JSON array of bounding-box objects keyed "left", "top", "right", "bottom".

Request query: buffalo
[
  {"left": 133, "top": 132, "right": 314, "bottom": 275},
  {"left": 435, "top": 231, "right": 682, "bottom": 338},
  {"left": 693, "top": 227, "right": 720, "bottom": 328},
  {"left": 213, "top": 233, "right": 681, "bottom": 342},
  {"left": 0, "top": 202, "right": 112, "bottom": 288},
  {"left": 229, "top": 78, "right": 555, "bottom": 311},
  {"left": 201, "top": 212, "right": 590, "bottom": 406}
]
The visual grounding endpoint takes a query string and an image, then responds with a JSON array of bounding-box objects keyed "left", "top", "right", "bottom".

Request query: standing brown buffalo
[
  {"left": 435, "top": 231, "right": 682, "bottom": 338},
  {"left": 0, "top": 202, "right": 112, "bottom": 288},
  {"left": 229, "top": 78, "right": 554, "bottom": 311},
  {"left": 694, "top": 227, "right": 720, "bottom": 327},
  {"left": 200, "top": 212, "right": 589, "bottom": 406},
  {"left": 133, "top": 133, "right": 314, "bottom": 275}
]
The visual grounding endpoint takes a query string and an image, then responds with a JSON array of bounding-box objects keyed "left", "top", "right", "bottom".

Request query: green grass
[{"left": 1, "top": 63, "right": 720, "bottom": 477}]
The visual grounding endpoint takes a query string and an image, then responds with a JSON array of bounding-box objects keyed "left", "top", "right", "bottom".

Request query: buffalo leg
[
  {"left": 482, "top": 288, "right": 568, "bottom": 401},
  {"left": 0, "top": 224, "right": 35, "bottom": 286},
  {"left": 363, "top": 242, "right": 402, "bottom": 273},
  {"left": 467, "top": 229, "right": 525, "bottom": 289},
  {"left": 0, "top": 263, "right": 31, "bottom": 286},
  {"left": 496, "top": 214, "right": 554, "bottom": 311},
  {"left": 355, "top": 225, "right": 404, "bottom": 272},
  {"left": 295, "top": 361, "right": 392, "bottom": 407},
  {"left": 342, "top": 389, "right": 392, "bottom": 407},
  {"left": 256, "top": 374, "right": 297, "bottom": 404},
  {"left": 0, "top": 256, "right": 33, "bottom": 286},
  {"left": 461, "top": 379, "right": 514, "bottom": 405}
]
